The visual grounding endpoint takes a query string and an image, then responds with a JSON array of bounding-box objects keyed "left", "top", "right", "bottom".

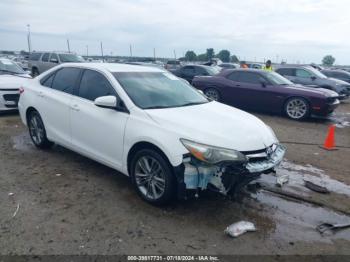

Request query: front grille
[
  {"left": 242, "top": 144, "right": 277, "bottom": 163},
  {"left": 326, "top": 97, "right": 336, "bottom": 104},
  {"left": 3, "top": 93, "right": 20, "bottom": 108},
  {"left": 3, "top": 94, "right": 20, "bottom": 102}
]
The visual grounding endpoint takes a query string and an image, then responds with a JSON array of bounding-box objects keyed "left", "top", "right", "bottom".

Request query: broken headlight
[{"left": 180, "top": 138, "right": 247, "bottom": 165}]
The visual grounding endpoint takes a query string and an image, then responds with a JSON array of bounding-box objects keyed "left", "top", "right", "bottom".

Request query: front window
[
  {"left": 264, "top": 72, "right": 294, "bottom": 85},
  {"left": 113, "top": 72, "right": 209, "bottom": 109},
  {"left": 0, "top": 59, "right": 25, "bottom": 74},
  {"left": 306, "top": 67, "right": 327, "bottom": 79},
  {"left": 58, "top": 54, "right": 85, "bottom": 63}
]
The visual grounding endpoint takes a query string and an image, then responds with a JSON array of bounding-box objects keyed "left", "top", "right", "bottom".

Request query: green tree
[
  {"left": 322, "top": 55, "right": 335, "bottom": 66},
  {"left": 185, "top": 51, "right": 197, "bottom": 61},
  {"left": 217, "top": 50, "right": 231, "bottom": 62},
  {"left": 206, "top": 48, "right": 215, "bottom": 61},
  {"left": 196, "top": 53, "right": 207, "bottom": 61},
  {"left": 230, "top": 55, "right": 239, "bottom": 63}
]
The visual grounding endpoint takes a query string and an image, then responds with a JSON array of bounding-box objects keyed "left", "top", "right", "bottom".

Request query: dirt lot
[{"left": 0, "top": 101, "right": 350, "bottom": 259}]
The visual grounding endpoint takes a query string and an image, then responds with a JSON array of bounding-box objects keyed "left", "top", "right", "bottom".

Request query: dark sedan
[
  {"left": 192, "top": 69, "right": 340, "bottom": 120},
  {"left": 173, "top": 65, "right": 220, "bottom": 83},
  {"left": 321, "top": 69, "right": 350, "bottom": 84}
]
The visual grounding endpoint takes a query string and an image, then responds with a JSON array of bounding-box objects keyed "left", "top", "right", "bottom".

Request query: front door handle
[
  {"left": 70, "top": 104, "right": 80, "bottom": 111},
  {"left": 38, "top": 91, "right": 45, "bottom": 97}
]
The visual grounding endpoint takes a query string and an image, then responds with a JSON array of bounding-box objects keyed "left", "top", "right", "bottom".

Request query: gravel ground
[{"left": 0, "top": 101, "right": 349, "bottom": 259}]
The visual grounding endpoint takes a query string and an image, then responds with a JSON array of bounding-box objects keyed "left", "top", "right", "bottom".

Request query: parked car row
[{"left": 192, "top": 69, "right": 339, "bottom": 120}]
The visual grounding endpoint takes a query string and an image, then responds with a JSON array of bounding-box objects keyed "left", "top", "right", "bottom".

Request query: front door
[{"left": 70, "top": 69, "right": 129, "bottom": 169}]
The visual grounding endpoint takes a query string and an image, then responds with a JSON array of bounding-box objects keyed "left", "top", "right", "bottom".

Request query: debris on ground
[
  {"left": 12, "top": 203, "right": 20, "bottom": 218},
  {"left": 225, "top": 221, "right": 256, "bottom": 238},
  {"left": 8, "top": 192, "right": 14, "bottom": 196},
  {"left": 55, "top": 173, "right": 62, "bottom": 177},
  {"left": 316, "top": 222, "right": 350, "bottom": 235},
  {"left": 304, "top": 181, "right": 330, "bottom": 194},
  {"left": 276, "top": 174, "right": 289, "bottom": 187}
]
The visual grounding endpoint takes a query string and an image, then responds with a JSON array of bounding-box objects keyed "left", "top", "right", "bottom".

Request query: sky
[{"left": 0, "top": 0, "right": 350, "bottom": 64}]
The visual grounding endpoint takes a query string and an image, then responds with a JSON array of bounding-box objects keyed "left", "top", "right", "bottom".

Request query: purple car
[{"left": 192, "top": 69, "right": 340, "bottom": 120}]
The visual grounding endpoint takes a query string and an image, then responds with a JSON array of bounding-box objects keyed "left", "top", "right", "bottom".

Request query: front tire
[
  {"left": 284, "top": 97, "right": 310, "bottom": 120},
  {"left": 130, "top": 149, "right": 176, "bottom": 205},
  {"left": 28, "top": 110, "right": 53, "bottom": 149},
  {"left": 204, "top": 88, "right": 221, "bottom": 101}
]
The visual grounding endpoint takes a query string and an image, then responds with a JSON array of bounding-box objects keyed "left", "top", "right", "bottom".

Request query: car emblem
[{"left": 266, "top": 146, "right": 273, "bottom": 157}]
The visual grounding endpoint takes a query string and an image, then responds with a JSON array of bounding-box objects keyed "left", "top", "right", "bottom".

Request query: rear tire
[
  {"left": 204, "top": 88, "right": 221, "bottom": 101},
  {"left": 284, "top": 97, "right": 310, "bottom": 120},
  {"left": 27, "top": 110, "right": 53, "bottom": 149},
  {"left": 130, "top": 149, "right": 176, "bottom": 205}
]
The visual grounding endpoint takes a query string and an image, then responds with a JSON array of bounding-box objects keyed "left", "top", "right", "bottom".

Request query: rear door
[
  {"left": 39, "top": 53, "right": 51, "bottom": 73},
  {"left": 37, "top": 67, "right": 81, "bottom": 146},
  {"left": 70, "top": 69, "right": 129, "bottom": 169}
]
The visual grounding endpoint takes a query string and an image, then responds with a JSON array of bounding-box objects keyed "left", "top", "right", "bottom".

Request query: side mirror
[
  {"left": 94, "top": 96, "right": 117, "bottom": 109},
  {"left": 311, "top": 76, "right": 316, "bottom": 81},
  {"left": 50, "top": 58, "right": 58, "bottom": 63},
  {"left": 260, "top": 80, "right": 268, "bottom": 87},
  {"left": 197, "top": 90, "right": 204, "bottom": 95}
]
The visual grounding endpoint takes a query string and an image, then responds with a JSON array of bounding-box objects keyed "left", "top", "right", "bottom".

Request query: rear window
[
  {"left": 51, "top": 68, "right": 81, "bottom": 94},
  {"left": 276, "top": 68, "right": 295, "bottom": 76},
  {"left": 29, "top": 52, "right": 42, "bottom": 61}
]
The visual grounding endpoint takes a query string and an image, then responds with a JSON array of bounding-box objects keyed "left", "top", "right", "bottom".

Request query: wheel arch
[
  {"left": 127, "top": 141, "right": 174, "bottom": 176},
  {"left": 25, "top": 106, "right": 38, "bottom": 124}
]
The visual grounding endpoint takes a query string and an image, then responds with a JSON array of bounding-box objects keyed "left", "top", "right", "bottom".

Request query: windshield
[
  {"left": 0, "top": 59, "right": 25, "bottom": 74},
  {"left": 308, "top": 67, "right": 327, "bottom": 79},
  {"left": 265, "top": 71, "right": 294, "bottom": 85},
  {"left": 113, "top": 72, "right": 209, "bottom": 109},
  {"left": 58, "top": 54, "right": 85, "bottom": 62}
]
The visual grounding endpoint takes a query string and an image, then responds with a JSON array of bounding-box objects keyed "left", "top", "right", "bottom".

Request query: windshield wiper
[
  {"left": 180, "top": 101, "right": 207, "bottom": 107},
  {"left": 144, "top": 105, "right": 170, "bottom": 109},
  {"left": 0, "top": 69, "right": 28, "bottom": 78}
]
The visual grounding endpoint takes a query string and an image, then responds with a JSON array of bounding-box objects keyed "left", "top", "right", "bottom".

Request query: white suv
[{"left": 18, "top": 63, "right": 285, "bottom": 205}]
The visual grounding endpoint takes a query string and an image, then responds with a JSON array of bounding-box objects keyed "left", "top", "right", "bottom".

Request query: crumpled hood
[
  {"left": 287, "top": 84, "right": 339, "bottom": 97},
  {"left": 0, "top": 75, "right": 32, "bottom": 90},
  {"left": 145, "top": 101, "right": 277, "bottom": 152}
]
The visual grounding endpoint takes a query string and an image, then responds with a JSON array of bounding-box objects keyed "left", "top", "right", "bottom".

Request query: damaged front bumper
[{"left": 175, "top": 144, "right": 286, "bottom": 198}]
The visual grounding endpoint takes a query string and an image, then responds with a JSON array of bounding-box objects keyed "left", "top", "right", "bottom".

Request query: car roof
[
  {"left": 59, "top": 62, "right": 166, "bottom": 73},
  {"left": 322, "top": 69, "right": 350, "bottom": 74}
]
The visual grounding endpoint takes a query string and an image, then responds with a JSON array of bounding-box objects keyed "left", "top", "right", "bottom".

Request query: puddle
[
  {"left": 12, "top": 132, "right": 34, "bottom": 151},
  {"left": 249, "top": 191, "right": 350, "bottom": 242},
  {"left": 327, "top": 112, "right": 350, "bottom": 128},
  {"left": 246, "top": 159, "right": 350, "bottom": 242},
  {"left": 258, "top": 159, "right": 350, "bottom": 197}
]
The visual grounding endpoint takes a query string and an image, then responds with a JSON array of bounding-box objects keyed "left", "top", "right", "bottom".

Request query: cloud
[{"left": 1, "top": 0, "right": 350, "bottom": 64}]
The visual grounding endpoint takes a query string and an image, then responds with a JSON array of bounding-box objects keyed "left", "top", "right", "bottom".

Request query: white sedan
[
  {"left": 18, "top": 63, "right": 285, "bottom": 205},
  {"left": 0, "top": 58, "right": 31, "bottom": 111}
]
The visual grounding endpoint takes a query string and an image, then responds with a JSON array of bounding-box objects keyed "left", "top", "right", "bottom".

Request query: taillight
[{"left": 19, "top": 87, "right": 24, "bottom": 94}]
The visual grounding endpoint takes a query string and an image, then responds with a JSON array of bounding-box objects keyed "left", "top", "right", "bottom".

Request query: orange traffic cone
[{"left": 321, "top": 125, "right": 337, "bottom": 150}]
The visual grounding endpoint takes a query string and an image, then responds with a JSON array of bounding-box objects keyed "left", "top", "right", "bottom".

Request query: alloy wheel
[
  {"left": 286, "top": 98, "right": 308, "bottom": 119},
  {"left": 205, "top": 88, "right": 220, "bottom": 101},
  {"left": 29, "top": 114, "right": 44, "bottom": 145},
  {"left": 134, "top": 156, "right": 166, "bottom": 200}
]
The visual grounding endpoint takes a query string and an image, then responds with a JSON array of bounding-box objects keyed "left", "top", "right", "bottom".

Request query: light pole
[
  {"left": 27, "top": 24, "right": 32, "bottom": 53},
  {"left": 86, "top": 45, "right": 89, "bottom": 57}
]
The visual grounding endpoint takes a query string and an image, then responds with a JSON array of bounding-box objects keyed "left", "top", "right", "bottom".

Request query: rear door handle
[
  {"left": 70, "top": 104, "right": 80, "bottom": 112},
  {"left": 38, "top": 91, "right": 45, "bottom": 97}
]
